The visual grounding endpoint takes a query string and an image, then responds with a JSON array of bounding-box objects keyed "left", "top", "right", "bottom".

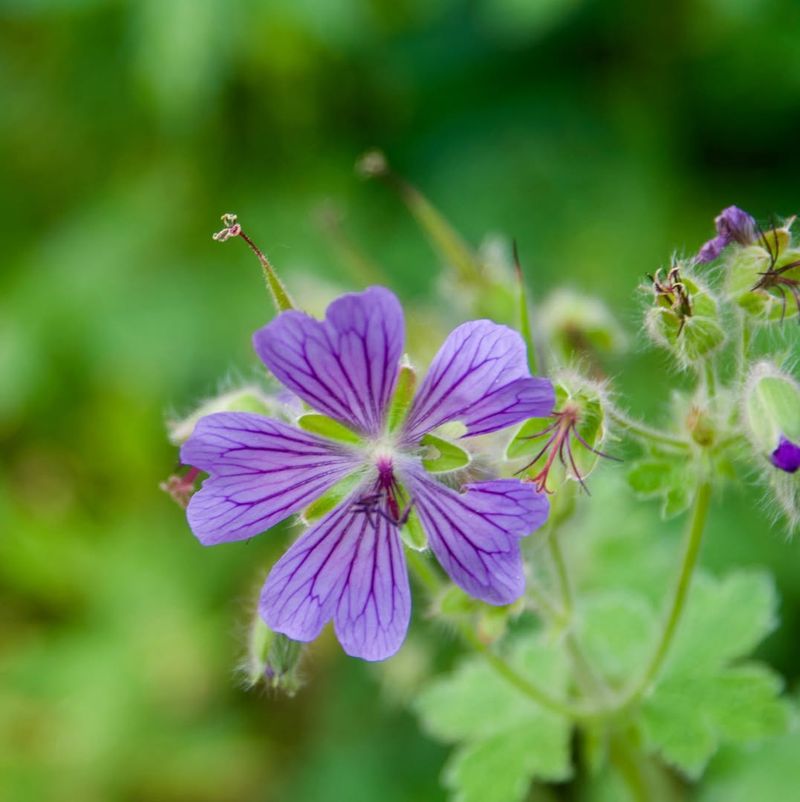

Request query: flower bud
[
  {"left": 696, "top": 205, "right": 756, "bottom": 263},
  {"left": 644, "top": 265, "right": 725, "bottom": 365},
  {"left": 743, "top": 362, "right": 800, "bottom": 472},
  {"left": 167, "top": 386, "right": 298, "bottom": 445},
  {"left": 539, "top": 288, "right": 627, "bottom": 364},
  {"left": 244, "top": 617, "right": 303, "bottom": 695}
]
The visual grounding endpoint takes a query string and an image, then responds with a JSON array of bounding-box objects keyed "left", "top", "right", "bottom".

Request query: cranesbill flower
[
  {"left": 181, "top": 287, "right": 554, "bottom": 661},
  {"left": 697, "top": 205, "right": 756, "bottom": 263},
  {"left": 772, "top": 435, "right": 800, "bottom": 474}
]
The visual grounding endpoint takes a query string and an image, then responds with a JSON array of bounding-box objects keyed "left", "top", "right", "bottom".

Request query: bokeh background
[{"left": 3, "top": 1, "right": 800, "bottom": 800}]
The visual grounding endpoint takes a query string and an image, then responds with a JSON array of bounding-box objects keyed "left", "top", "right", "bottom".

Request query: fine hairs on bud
[{"left": 236, "top": 578, "right": 305, "bottom": 697}]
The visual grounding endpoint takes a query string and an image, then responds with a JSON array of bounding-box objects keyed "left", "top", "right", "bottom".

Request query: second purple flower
[{"left": 181, "top": 287, "right": 554, "bottom": 660}]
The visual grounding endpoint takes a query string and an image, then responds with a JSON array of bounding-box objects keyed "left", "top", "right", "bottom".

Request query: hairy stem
[
  {"left": 236, "top": 229, "right": 296, "bottom": 312},
  {"left": 548, "top": 531, "right": 573, "bottom": 620},
  {"left": 608, "top": 408, "right": 690, "bottom": 451}
]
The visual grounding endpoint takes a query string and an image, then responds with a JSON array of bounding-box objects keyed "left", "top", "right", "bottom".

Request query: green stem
[
  {"left": 608, "top": 408, "right": 690, "bottom": 451},
  {"left": 609, "top": 734, "right": 655, "bottom": 802},
  {"left": 458, "top": 625, "right": 592, "bottom": 721},
  {"left": 625, "top": 480, "right": 713, "bottom": 703},
  {"left": 547, "top": 531, "right": 573, "bottom": 619}
]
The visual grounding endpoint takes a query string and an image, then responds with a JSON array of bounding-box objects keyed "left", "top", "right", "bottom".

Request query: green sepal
[
  {"left": 421, "top": 433, "right": 471, "bottom": 473},
  {"left": 387, "top": 361, "right": 417, "bottom": 433},
  {"left": 400, "top": 507, "right": 428, "bottom": 551},
  {"left": 726, "top": 244, "right": 800, "bottom": 322},
  {"left": 646, "top": 274, "right": 726, "bottom": 363},
  {"left": 302, "top": 473, "right": 362, "bottom": 522},
  {"left": 745, "top": 369, "right": 800, "bottom": 451},
  {"left": 296, "top": 413, "right": 362, "bottom": 444}
]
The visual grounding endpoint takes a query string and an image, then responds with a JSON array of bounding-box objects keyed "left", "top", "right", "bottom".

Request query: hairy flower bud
[
  {"left": 743, "top": 362, "right": 800, "bottom": 472},
  {"left": 697, "top": 205, "right": 757, "bottom": 263},
  {"left": 539, "top": 288, "right": 627, "bottom": 364},
  {"left": 167, "top": 386, "right": 298, "bottom": 445},
  {"left": 244, "top": 617, "right": 303, "bottom": 695},
  {"left": 644, "top": 265, "right": 725, "bottom": 366}
]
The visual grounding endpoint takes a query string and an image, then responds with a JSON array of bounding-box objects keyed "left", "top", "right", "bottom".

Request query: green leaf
[
  {"left": 697, "top": 725, "right": 800, "bottom": 802},
  {"left": 626, "top": 460, "right": 673, "bottom": 496},
  {"left": 638, "top": 570, "right": 787, "bottom": 778},
  {"left": 414, "top": 639, "right": 569, "bottom": 741},
  {"left": 665, "top": 572, "right": 777, "bottom": 676},
  {"left": 576, "top": 590, "right": 657, "bottom": 684},
  {"left": 641, "top": 665, "right": 789, "bottom": 778},
  {"left": 415, "top": 638, "right": 572, "bottom": 802},
  {"left": 421, "top": 433, "right": 471, "bottom": 473},
  {"left": 444, "top": 719, "right": 571, "bottom": 802},
  {"left": 296, "top": 413, "right": 362, "bottom": 444},
  {"left": 626, "top": 458, "right": 695, "bottom": 519}
]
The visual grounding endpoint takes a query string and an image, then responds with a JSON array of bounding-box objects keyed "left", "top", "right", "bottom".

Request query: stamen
[
  {"left": 515, "top": 405, "right": 619, "bottom": 494},
  {"left": 350, "top": 463, "right": 412, "bottom": 527}
]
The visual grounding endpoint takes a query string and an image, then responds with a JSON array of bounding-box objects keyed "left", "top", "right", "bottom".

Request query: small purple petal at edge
[{"left": 772, "top": 435, "right": 800, "bottom": 474}]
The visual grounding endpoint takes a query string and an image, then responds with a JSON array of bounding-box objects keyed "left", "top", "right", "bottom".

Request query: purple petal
[
  {"left": 716, "top": 205, "right": 756, "bottom": 244},
  {"left": 697, "top": 236, "right": 726, "bottom": 264},
  {"left": 403, "top": 320, "right": 554, "bottom": 441},
  {"left": 181, "top": 412, "right": 361, "bottom": 545},
  {"left": 697, "top": 205, "right": 756, "bottom": 263},
  {"left": 334, "top": 514, "right": 411, "bottom": 661},
  {"left": 403, "top": 466, "right": 549, "bottom": 605},
  {"left": 260, "top": 498, "right": 410, "bottom": 661},
  {"left": 771, "top": 435, "right": 800, "bottom": 473},
  {"left": 253, "top": 287, "right": 404, "bottom": 436}
]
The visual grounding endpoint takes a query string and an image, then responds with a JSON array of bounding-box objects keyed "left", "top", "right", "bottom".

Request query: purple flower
[
  {"left": 697, "top": 205, "right": 756, "bottom": 263},
  {"left": 771, "top": 435, "right": 800, "bottom": 474},
  {"left": 181, "top": 287, "right": 554, "bottom": 661}
]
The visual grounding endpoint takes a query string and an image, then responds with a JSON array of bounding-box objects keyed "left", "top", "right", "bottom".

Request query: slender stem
[
  {"left": 547, "top": 531, "right": 573, "bottom": 619},
  {"left": 624, "top": 480, "right": 713, "bottom": 703},
  {"left": 526, "top": 580, "right": 566, "bottom": 626},
  {"left": 544, "top": 520, "right": 614, "bottom": 704},
  {"left": 609, "top": 734, "right": 653, "bottom": 802},
  {"left": 608, "top": 408, "right": 690, "bottom": 451},
  {"left": 458, "top": 624, "right": 593, "bottom": 721}
]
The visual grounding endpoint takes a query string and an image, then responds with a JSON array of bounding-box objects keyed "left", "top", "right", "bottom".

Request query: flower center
[{"left": 351, "top": 455, "right": 410, "bottom": 527}]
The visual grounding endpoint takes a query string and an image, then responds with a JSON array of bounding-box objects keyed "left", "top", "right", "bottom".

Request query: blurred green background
[{"left": 3, "top": 1, "right": 800, "bottom": 800}]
